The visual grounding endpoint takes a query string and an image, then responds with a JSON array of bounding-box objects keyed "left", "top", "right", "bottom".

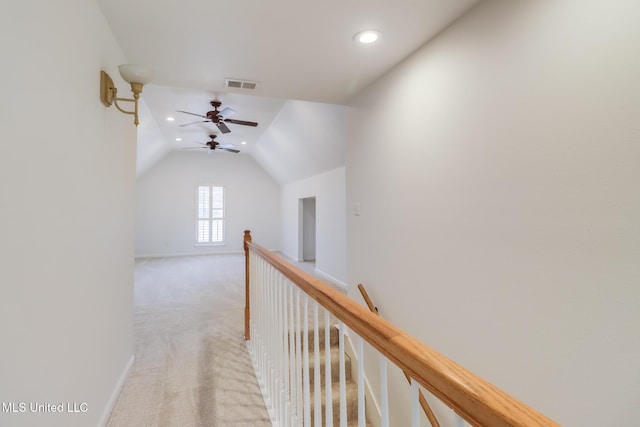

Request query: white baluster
[
  {"left": 255, "top": 257, "right": 264, "bottom": 407},
  {"left": 258, "top": 257, "right": 264, "bottom": 392},
  {"left": 277, "top": 274, "right": 284, "bottom": 425},
  {"left": 272, "top": 269, "right": 279, "bottom": 422},
  {"left": 272, "top": 270, "right": 278, "bottom": 417},
  {"left": 314, "top": 302, "right": 321, "bottom": 427},
  {"left": 380, "top": 355, "right": 389, "bottom": 427},
  {"left": 282, "top": 279, "right": 291, "bottom": 427},
  {"left": 281, "top": 277, "right": 288, "bottom": 426},
  {"left": 267, "top": 268, "right": 274, "bottom": 412},
  {"left": 247, "top": 251, "right": 253, "bottom": 357},
  {"left": 325, "top": 310, "right": 333, "bottom": 427},
  {"left": 295, "top": 287, "right": 302, "bottom": 423},
  {"left": 255, "top": 258, "right": 260, "bottom": 386},
  {"left": 288, "top": 285, "right": 298, "bottom": 425},
  {"left": 303, "top": 294, "right": 311, "bottom": 426},
  {"left": 270, "top": 268, "right": 276, "bottom": 415},
  {"left": 339, "top": 322, "right": 347, "bottom": 427},
  {"left": 258, "top": 258, "right": 266, "bottom": 398},
  {"left": 357, "top": 336, "right": 365, "bottom": 427},
  {"left": 273, "top": 269, "right": 279, "bottom": 422},
  {"left": 252, "top": 251, "right": 258, "bottom": 365},
  {"left": 272, "top": 272, "right": 278, "bottom": 423},
  {"left": 264, "top": 260, "right": 270, "bottom": 405},
  {"left": 251, "top": 251, "right": 256, "bottom": 356}
]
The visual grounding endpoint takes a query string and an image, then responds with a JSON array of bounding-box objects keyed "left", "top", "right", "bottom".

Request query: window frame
[{"left": 195, "top": 185, "right": 226, "bottom": 246}]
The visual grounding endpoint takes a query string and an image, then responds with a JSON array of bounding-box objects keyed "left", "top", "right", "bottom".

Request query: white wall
[
  {"left": 0, "top": 1, "right": 136, "bottom": 426},
  {"left": 135, "top": 151, "right": 281, "bottom": 257},
  {"left": 281, "top": 167, "right": 347, "bottom": 286},
  {"left": 346, "top": 1, "right": 640, "bottom": 426},
  {"left": 135, "top": 99, "right": 171, "bottom": 177}
]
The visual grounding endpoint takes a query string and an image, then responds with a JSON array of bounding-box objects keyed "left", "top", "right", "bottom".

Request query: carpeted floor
[{"left": 106, "top": 254, "right": 272, "bottom": 427}]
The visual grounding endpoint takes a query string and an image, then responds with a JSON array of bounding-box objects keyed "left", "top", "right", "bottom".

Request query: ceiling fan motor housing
[
  {"left": 206, "top": 110, "right": 221, "bottom": 123},
  {"left": 206, "top": 135, "right": 219, "bottom": 149}
]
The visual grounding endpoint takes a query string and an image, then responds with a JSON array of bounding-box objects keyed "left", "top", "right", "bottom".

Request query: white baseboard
[
  {"left": 97, "top": 355, "right": 135, "bottom": 427},
  {"left": 274, "top": 251, "right": 348, "bottom": 291},
  {"left": 313, "top": 268, "right": 348, "bottom": 291},
  {"left": 135, "top": 250, "right": 243, "bottom": 259},
  {"left": 273, "top": 250, "right": 297, "bottom": 262}
]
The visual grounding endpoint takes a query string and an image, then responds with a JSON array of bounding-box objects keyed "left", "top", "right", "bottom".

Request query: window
[{"left": 197, "top": 186, "right": 225, "bottom": 244}]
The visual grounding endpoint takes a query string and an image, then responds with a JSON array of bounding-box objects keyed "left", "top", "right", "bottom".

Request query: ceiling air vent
[{"left": 225, "top": 78, "right": 258, "bottom": 90}]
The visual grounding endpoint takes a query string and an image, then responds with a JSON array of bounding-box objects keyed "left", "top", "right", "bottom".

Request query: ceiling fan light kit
[{"left": 100, "top": 64, "right": 152, "bottom": 126}]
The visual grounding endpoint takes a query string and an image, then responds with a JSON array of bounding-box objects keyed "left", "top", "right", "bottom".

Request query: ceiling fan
[
  {"left": 182, "top": 134, "right": 240, "bottom": 153},
  {"left": 177, "top": 100, "right": 258, "bottom": 134}
]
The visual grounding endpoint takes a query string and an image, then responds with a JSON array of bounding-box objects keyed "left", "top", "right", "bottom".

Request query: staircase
[
  {"left": 304, "top": 325, "right": 368, "bottom": 427},
  {"left": 247, "top": 232, "right": 563, "bottom": 427}
]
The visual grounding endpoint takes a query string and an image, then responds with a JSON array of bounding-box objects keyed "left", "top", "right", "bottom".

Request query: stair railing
[
  {"left": 358, "top": 283, "right": 441, "bottom": 427},
  {"left": 244, "top": 230, "right": 560, "bottom": 427}
]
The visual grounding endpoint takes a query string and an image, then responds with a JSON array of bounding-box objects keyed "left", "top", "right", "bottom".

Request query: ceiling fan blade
[
  {"left": 177, "top": 110, "right": 207, "bottom": 118},
  {"left": 219, "top": 147, "right": 240, "bottom": 153},
  {"left": 218, "top": 107, "right": 236, "bottom": 119},
  {"left": 224, "top": 118, "right": 258, "bottom": 127},
  {"left": 216, "top": 121, "right": 231, "bottom": 134},
  {"left": 182, "top": 147, "right": 206, "bottom": 150},
  {"left": 179, "top": 120, "right": 210, "bottom": 127}
]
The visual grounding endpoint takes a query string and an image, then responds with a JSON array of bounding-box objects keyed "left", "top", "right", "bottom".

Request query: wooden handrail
[
  {"left": 244, "top": 231, "right": 561, "bottom": 427},
  {"left": 358, "top": 283, "right": 441, "bottom": 427},
  {"left": 357, "top": 283, "right": 378, "bottom": 314}
]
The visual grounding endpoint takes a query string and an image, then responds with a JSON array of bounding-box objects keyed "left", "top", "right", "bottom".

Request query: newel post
[{"left": 243, "top": 230, "right": 252, "bottom": 340}]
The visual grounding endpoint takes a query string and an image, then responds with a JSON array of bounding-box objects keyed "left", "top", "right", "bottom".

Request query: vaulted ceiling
[{"left": 97, "top": 0, "right": 479, "bottom": 183}]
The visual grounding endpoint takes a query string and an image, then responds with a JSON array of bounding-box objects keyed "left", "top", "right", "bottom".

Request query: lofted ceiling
[{"left": 97, "top": 0, "right": 479, "bottom": 182}]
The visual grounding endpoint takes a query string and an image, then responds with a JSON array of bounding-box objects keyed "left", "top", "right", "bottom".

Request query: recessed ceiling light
[
  {"left": 175, "top": 138, "right": 182, "bottom": 141},
  {"left": 354, "top": 30, "right": 381, "bottom": 44},
  {"left": 241, "top": 141, "right": 247, "bottom": 145},
  {"left": 167, "top": 117, "right": 175, "bottom": 121}
]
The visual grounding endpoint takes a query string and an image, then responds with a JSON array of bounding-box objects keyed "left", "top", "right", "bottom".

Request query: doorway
[{"left": 298, "top": 197, "right": 316, "bottom": 262}]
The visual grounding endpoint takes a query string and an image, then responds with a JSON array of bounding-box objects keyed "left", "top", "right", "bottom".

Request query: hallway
[{"left": 106, "top": 254, "right": 271, "bottom": 427}]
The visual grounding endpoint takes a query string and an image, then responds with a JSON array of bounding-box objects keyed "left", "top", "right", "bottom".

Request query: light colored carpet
[{"left": 106, "top": 254, "right": 271, "bottom": 427}]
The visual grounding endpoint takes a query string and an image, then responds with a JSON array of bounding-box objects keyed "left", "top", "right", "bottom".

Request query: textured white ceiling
[{"left": 98, "top": 0, "right": 479, "bottom": 181}]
